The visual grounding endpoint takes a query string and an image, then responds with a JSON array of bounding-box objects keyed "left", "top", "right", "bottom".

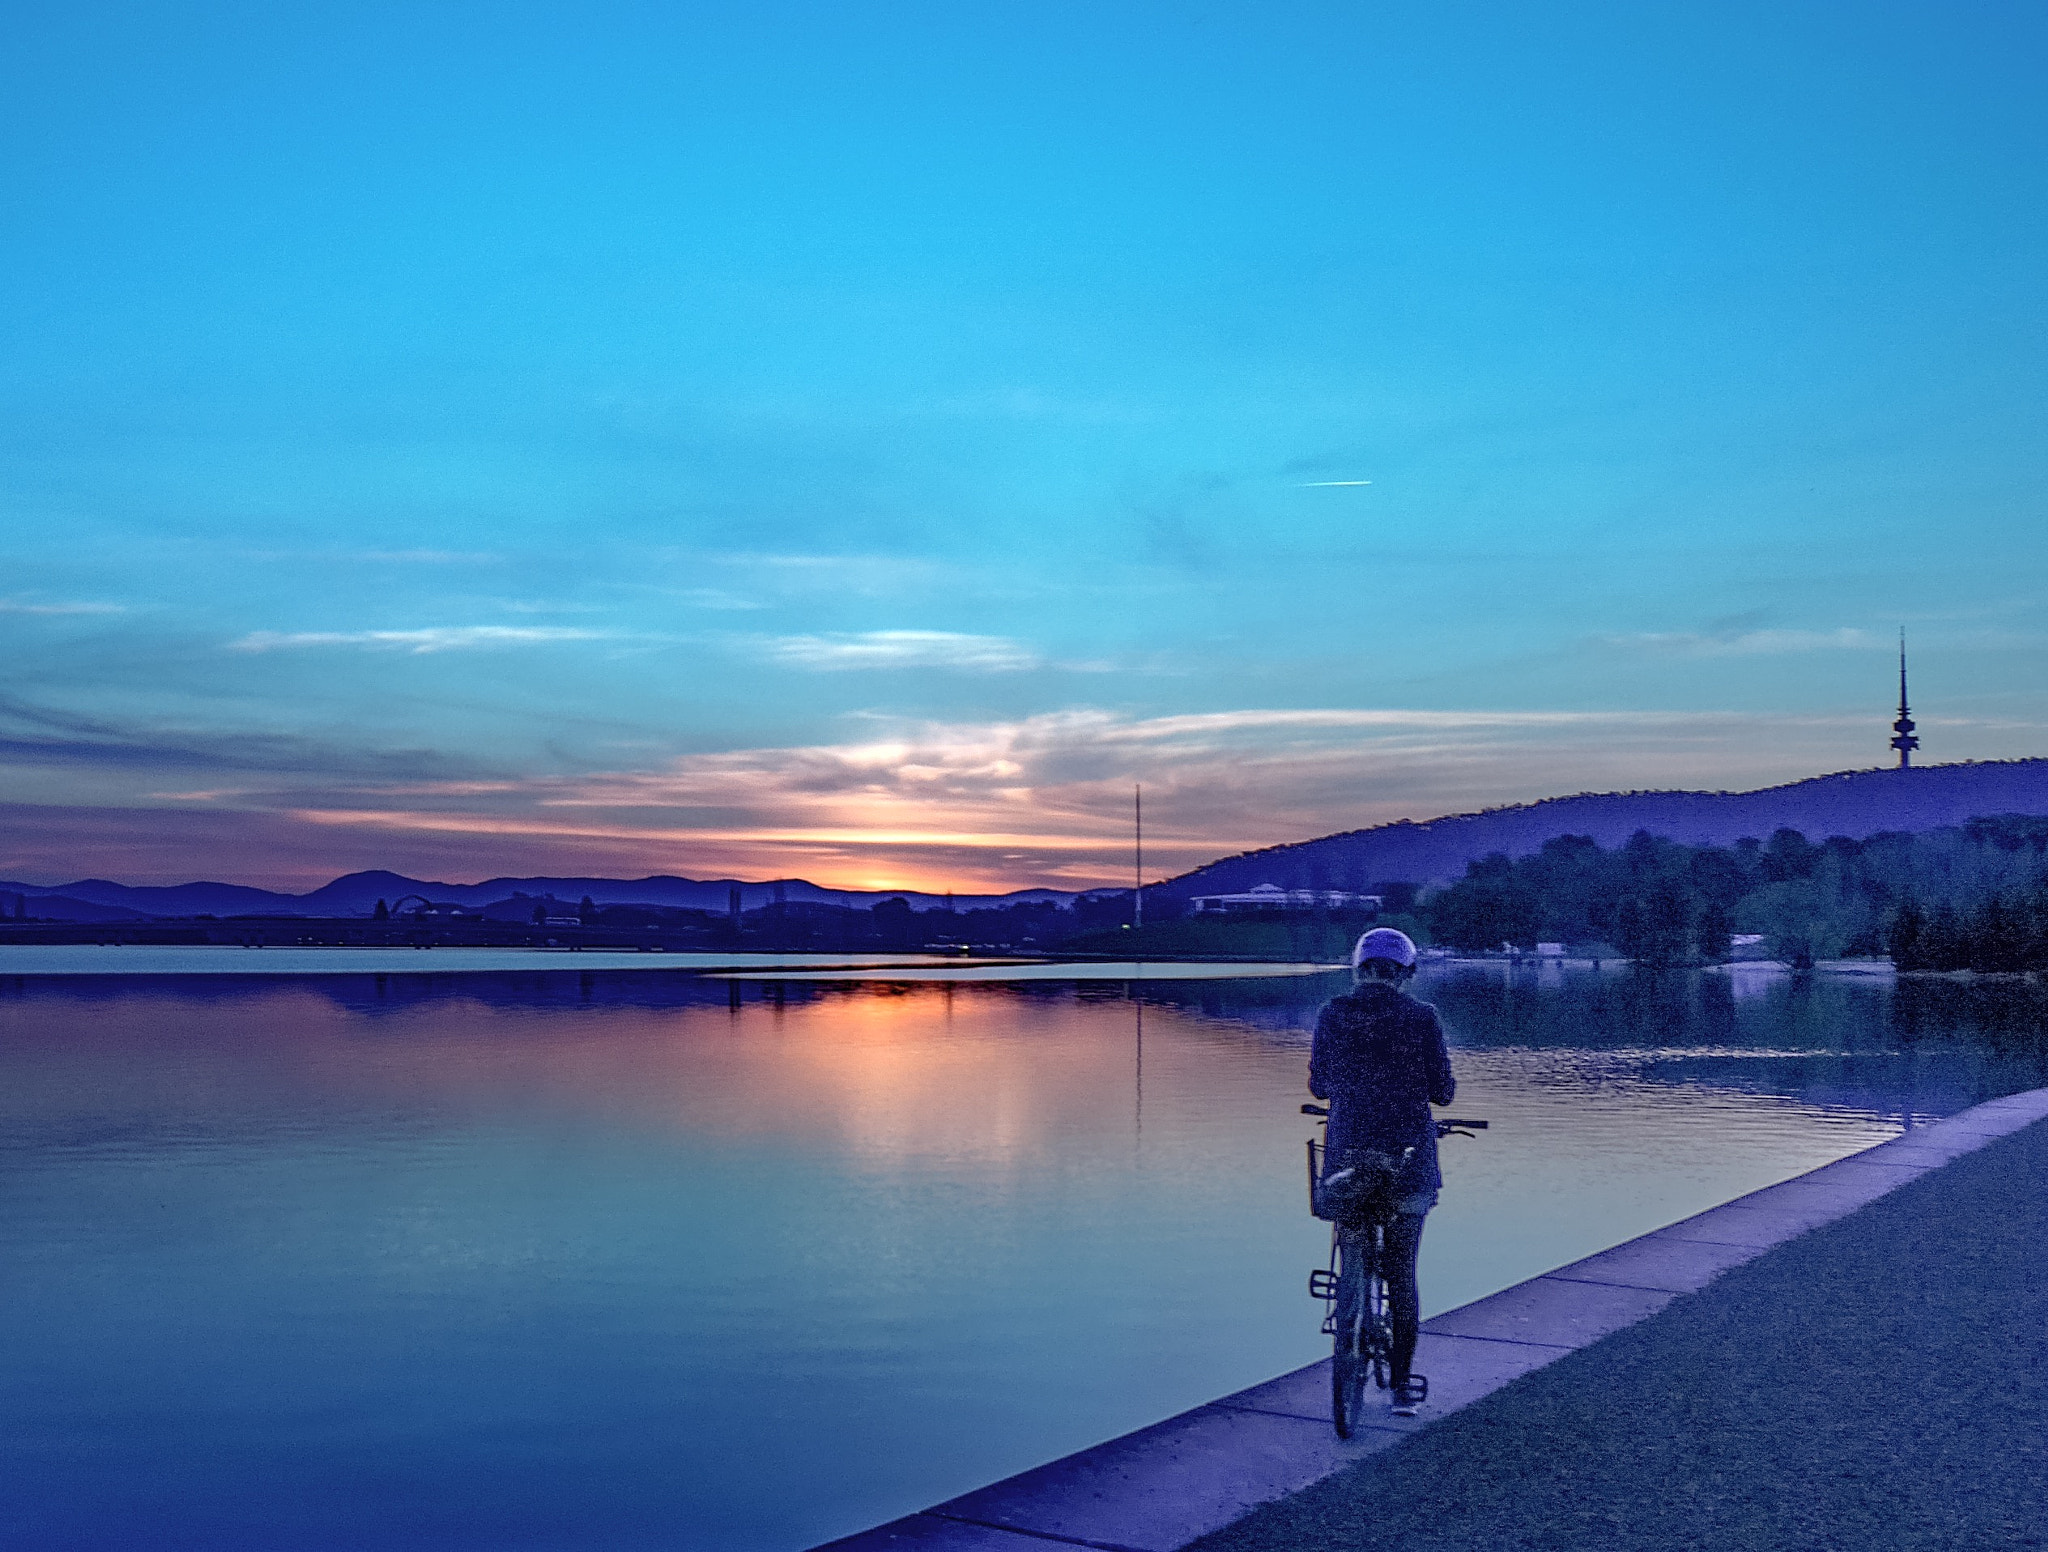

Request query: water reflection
[{"left": 0, "top": 966, "right": 2042, "bottom": 1552}]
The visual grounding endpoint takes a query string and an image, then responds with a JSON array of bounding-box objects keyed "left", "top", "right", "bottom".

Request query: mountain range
[
  {"left": 0, "top": 871, "right": 1080, "bottom": 922},
  {"left": 7, "top": 759, "right": 2048, "bottom": 922}
]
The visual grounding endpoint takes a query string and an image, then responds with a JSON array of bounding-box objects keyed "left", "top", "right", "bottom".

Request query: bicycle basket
[{"left": 1310, "top": 1147, "right": 1405, "bottom": 1222}]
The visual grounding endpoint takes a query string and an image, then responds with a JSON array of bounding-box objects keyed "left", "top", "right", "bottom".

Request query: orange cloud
[{"left": 209, "top": 704, "right": 1886, "bottom": 891}]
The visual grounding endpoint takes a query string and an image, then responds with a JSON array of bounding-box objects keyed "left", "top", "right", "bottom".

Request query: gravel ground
[{"left": 1193, "top": 1118, "right": 2048, "bottom": 1552}]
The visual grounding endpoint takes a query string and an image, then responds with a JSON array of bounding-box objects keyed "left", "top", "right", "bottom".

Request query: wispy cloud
[
  {"left": 11, "top": 697, "right": 2037, "bottom": 892},
  {"left": 698, "top": 553, "right": 950, "bottom": 597},
  {"left": 1296, "top": 479, "right": 1373, "bottom": 487},
  {"left": 1598, "top": 626, "right": 1878, "bottom": 657},
  {"left": 257, "top": 704, "right": 1901, "bottom": 890},
  {"left": 245, "top": 548, "right": 503, "bottom": 565},
  {"left": 229, "top": 626, "right": 620, "bottom": 654},
  {"left": 494, "top": 600, "right": 613, "bottom": 615},
  {"left": 767, "top": 630, "right": 1042, "bottom": 671},
  {"left": 0, "top": 693, "right": 477, "bottom": 781},
  {"left": 667, "top": 587, "right": 766, "bottom": 611},
  {"left": 0, "top": 598, "right": 125, "bottom": 615},
  {"left": 348, "top": 549, "right": 502, "bottom": 565}
]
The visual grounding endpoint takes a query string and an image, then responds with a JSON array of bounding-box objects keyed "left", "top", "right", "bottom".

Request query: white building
[{"left": 1190, "top": 882, "right": 1382, "bottom": 915}]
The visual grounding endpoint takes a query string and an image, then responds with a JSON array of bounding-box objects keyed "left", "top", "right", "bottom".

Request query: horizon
[
  {"left": 8, "top": 754, "right": 2042, "bottom": 895},
  {"left": 6, "top": 3, "right": 2047, "bottom": 893}
]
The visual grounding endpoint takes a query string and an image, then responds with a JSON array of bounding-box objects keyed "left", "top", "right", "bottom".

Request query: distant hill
[
  {"left": 0, "top": 870, "right": 1083, "bottom": 921},
  {"left": 1151, "top": 760, "right": 2048, "bottom": 902},
  {"left": 12, "top": 760, "right": 2048, "bottom": 920},
  {"left": 0, "top": 889, "right": 153, "bottom": 924}
]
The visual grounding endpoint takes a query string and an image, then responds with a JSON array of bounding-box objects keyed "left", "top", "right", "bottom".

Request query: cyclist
[{"left": 1309, "top": 926, "right": 1454, "bottom": 1416}]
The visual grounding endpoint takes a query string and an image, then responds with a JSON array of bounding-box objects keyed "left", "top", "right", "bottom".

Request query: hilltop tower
[{"left": 1890, "top": 630, "right": 1919, "bottom": 769}]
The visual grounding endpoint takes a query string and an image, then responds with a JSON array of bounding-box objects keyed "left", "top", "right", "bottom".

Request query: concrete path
[{"left": 813, "top": 1087, "right": 2048, "bottom": 1552}]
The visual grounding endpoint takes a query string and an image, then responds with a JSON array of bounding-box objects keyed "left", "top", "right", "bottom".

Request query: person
[{"left": 1309, "top": 926, "right": 1454, "bottom": 1416}]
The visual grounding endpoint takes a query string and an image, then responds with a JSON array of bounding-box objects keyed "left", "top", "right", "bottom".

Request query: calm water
[{"left": 3, "top": 963, "right": 2044, "bottom": 1550}]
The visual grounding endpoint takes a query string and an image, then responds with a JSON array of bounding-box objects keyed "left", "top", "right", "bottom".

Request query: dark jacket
[{"left": 1309, "top": 981, "right": 1455, "bottom": 1196}]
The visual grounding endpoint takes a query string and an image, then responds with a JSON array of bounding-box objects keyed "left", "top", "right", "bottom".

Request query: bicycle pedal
[
  {"left": 1320, "top": 1313, "right": 1338, "bottom": 1336},
  {"left": 1308, "top": 1269, "right": 1340, "bottom": 1300}
]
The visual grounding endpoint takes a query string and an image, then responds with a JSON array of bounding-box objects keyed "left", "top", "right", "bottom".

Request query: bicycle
[{"left": 1303, "top": 1103, "right": 1487, "bottom": 1438}]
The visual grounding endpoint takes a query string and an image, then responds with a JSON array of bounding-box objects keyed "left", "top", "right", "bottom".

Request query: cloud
[
  {"left": 0, "top": 598, "right": 125, "bottom": 615},
  {"left": 494, "top": 600, "right": 613, "bottom": 615},
  {"left": 228, "top": 626, "right": 620, "bottom": 654},
  {"left": 1296, "top": 480, "right": 1373, "bottom": 487},
  {"left": 0, "top": 693, "right": 479, "bottom": 781},
  {"left": 766, "top": 630, "right": 1042, "bottom": 671},
  {"left": 668, "top": 588, "right": 766, "bottom": 611},
  {"left": 244, "top": 548, "right": 503, "bottom": 565},
  {"left": 13, "top": 694, "right": 2032, "bottom": 894},
  {"left": 346, "top": 550, "right": 502, "bottom": 565},
  {"left": 1599, "top": 626, "right": 1878, "bottom": 657},
  {"left": 236, "top": 703, "right": 1906, "bottom": 891},
  {"left": 696, "top": 552, "right": 951, "bottom": 597}
]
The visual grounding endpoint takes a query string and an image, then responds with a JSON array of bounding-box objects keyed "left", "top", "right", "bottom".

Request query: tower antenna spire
[{"left": 1890, "top": 628, "right": 1919, "bottom": 769}]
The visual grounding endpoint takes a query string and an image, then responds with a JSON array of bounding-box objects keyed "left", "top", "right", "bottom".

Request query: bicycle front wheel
[
  {"left": 1332, "top": 1351, "right": 1360, "bottom": 1439},
  {"left": 1330, "top": 1229, "right": 1373, "bottom": 1437}
]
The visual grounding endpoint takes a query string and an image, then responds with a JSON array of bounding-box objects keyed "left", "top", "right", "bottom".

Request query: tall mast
[
  {"left": 1133, "top": 784, "right": 1143, "bottom": 929},
  {"left": 1890, "top": 629, "right": 1919, "bottom": 769}
]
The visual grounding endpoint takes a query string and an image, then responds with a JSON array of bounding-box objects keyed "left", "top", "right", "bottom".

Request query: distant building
[{"left": 1190, "top": 882, "right": 1382, "bottom": 915}]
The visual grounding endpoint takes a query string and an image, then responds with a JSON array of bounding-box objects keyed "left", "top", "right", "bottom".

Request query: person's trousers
[
  {"left": 1333, "top": 1210, "right": 1428, "bottom": 1386},
  {"left": 1380, "top": 1211, "right": 1427, "bottom": 1386}
]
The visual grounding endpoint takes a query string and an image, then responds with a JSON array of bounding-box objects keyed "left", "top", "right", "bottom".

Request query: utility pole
[{"left": 1133, "top": 783, "right": 1144, "bottom": 930}]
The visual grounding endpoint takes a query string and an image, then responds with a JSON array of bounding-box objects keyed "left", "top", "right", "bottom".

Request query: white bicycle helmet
[{"left": 1350, "top": 927, "right": 1418, "bottom": 969}]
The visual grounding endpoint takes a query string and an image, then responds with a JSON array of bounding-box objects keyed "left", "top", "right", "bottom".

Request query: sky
[{"left": 4, "top": 0, "right": 2047, "bottom": 893}]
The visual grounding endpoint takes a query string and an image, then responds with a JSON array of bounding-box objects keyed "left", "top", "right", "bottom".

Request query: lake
[{"left": 2, "top": 961, "right": 2043, "bottom": 1550}]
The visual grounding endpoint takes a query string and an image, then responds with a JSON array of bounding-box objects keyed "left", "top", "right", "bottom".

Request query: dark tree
[
  {"left": 1887, "top": 899, "right": 1926, "bottom": 970},
  {"left": 1761, "top": 828, "right": 1818, "bottom": 882},
  {"left": 1970, "top": 895, "right": 2028, "bottom": 974},
  {"left": 1427, "top": 861, "right": 1541, "bottom": 951},
  {"left": 1370, "top": 881, "right": 1421, "bottom": 914},
  {"left": 373, "top": 898, "right": 389, "bottom": 921},
  {"left": 1636, "top": 879, "right": 1694, "bottom": 967},
  {"left": 871, "top": 896, "right": 917, "bottom": 949},
  {"left": 1923, "top": 901, "right": 1966, "bottom": 972},
  {"left": 1695, "top": 898, "right": 1733, "bottom": 963}
]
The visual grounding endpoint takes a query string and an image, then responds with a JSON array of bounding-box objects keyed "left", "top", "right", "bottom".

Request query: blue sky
[{"left": 4, "top": 0, "right": 2046, "bottom": 890}]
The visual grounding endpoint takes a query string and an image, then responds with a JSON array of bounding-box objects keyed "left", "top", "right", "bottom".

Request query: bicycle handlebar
[{"left": 1307, "top": 1103, "right": 1488, "bottom": 1136}]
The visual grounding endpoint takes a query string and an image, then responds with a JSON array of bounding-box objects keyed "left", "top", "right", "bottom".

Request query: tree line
[{"left": 1419, "top": 816, "right": 2048, "bottom": 970}]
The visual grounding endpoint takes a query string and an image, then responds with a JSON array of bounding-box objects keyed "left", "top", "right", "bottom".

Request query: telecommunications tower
[{"left": 1890, "top": 630, "right": 1919, "bottom": 769}]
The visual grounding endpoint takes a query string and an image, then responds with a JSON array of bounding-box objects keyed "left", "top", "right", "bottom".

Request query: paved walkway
[
  {"left": 817, "top": 1089, "right": 2048, "bottom": 1552},
  {"left": 1195, "top": 1103, "right": 2048, "bottom": 1552}
]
